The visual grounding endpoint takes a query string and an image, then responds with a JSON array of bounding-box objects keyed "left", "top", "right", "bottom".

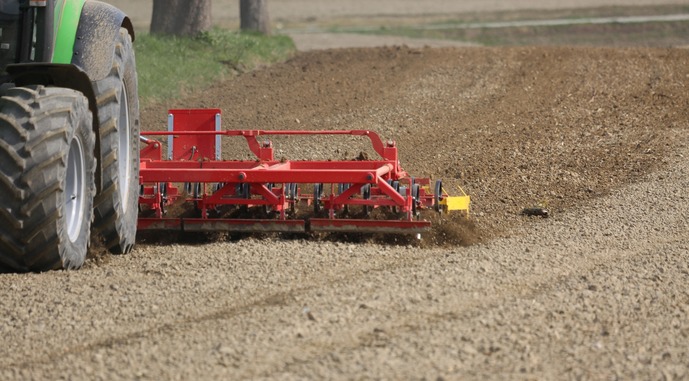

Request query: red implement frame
[{"left": 138, "top": 109, "right": 439, "bottom": 234}]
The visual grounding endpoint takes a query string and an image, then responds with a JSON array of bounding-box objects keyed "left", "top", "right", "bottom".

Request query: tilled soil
[
  {"left": 2, "top": 47, "right": 689, "bottom": 379},
  {"left": 143, "top": 46, "right": 689, "bottom": 239}
]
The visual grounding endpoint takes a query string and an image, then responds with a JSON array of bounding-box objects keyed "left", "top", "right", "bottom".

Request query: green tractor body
[
  {"left": 1, "top": 0, "right": 87, "bottom": 65},
  {"left": 0, "top": 0, "right": 140, "bottom": 272}
]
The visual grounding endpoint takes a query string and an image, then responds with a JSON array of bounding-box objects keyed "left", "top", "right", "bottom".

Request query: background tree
[
  {"left": 240, "top": 0, "right": 271, "bottom": 35},
  {"left": 150, "top": 0, "right": 212, "bottom": 37}
]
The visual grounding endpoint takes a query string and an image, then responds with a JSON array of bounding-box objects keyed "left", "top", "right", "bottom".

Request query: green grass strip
[{"left": 135, "top": 28, "right": 295, "bottom": 106}]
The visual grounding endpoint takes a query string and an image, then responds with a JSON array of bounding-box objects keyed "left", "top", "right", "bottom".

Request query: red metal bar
[
  {"left": 138, "top": 218, "right": 430, "bottom": 234},
  {"left": 142, "top": 129, "right": 391, "bottom": 160},
  {"left": 139, "top": 167, "right": 390, "bottom": 184},
  {"left": 138, "top": 218, "right": 306, "bottom": 233}
]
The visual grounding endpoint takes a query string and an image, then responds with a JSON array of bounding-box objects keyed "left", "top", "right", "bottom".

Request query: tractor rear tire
[
  {"left": 92, "top": 27, "right": 140, "bottom": 254},
  {"left": 0, "top": 86, "right": 96, "bottom": 272}
]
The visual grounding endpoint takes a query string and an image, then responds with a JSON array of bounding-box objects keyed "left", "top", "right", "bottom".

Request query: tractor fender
[{"left": 71, "top": 0, "right": 135, "bottom": 82}]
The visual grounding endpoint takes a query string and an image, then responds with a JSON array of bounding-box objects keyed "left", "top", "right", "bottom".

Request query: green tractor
[{"left": 0, "top": 0, "right": 139, "bottom": 272}]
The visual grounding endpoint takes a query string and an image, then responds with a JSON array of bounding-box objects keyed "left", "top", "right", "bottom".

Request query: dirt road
[
  {"left": 108, "top": 0, "right": 689, "bottom": 30},
  {"left": 1, "top": 45, "right": 688, "bottom": 379}
]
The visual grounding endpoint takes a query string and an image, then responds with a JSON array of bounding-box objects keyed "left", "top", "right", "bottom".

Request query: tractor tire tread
[
  {"left": 0, "top": 85, "right": 95, "bottom": 272},
  {"left": 91, "top": 27, "right": 140, "bottom": 254}
]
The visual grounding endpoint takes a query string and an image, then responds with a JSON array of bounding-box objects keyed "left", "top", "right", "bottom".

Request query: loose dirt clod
[
  {"left": 520, "top": 207, "right": 550, "bottom": 218},
  {"left": 424, "top": 212, "right": 481, "bottom": 247}
]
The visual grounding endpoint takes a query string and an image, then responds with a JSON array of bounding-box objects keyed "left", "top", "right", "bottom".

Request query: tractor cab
[
  {"left": 0, "top": 1, "right": 21, "bottom": 68},
  {"left": 0, "top": 0, "right": 57, "bottom": 74}
]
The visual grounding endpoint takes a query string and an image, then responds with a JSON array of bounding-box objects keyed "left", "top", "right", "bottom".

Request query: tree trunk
[
  {"left": 240, "top": 0, "right": 270, "bottom": 35},
  {"left": 150, "top": 0, "right": 212, "bottom": 37}
]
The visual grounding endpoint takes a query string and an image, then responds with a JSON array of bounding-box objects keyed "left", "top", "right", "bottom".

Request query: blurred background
[
  {"left": 107, "top": 0, "right": 689, "bottom": 48},
  {"left": 105, "top": 0, "right": 689, "bottom": 105}
]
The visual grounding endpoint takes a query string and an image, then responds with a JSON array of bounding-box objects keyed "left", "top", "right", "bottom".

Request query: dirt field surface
[
  {"left": 289, "top": 33, "right": 477, "bottom": 51},
  {"left": 1, "top": 45, "right": 688, "bottom": 379}
]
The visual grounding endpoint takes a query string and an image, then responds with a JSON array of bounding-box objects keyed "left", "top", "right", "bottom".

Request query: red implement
[{"left": 138, "top": 109, "right": 465, "bottom": 234}]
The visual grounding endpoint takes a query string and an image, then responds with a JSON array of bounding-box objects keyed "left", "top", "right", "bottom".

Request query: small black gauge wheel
[
  {"left": 412, "top": 183, "right": 420, "bottom": 217},
  {"left": 287, "top": 183, "right": 298, "bottom": 214},
  {"left": 314, "top": 183, "right": 323, "bottom": 213},
  {"left": 391, "top": 180, "right": 401, "bottom": 213},
  {"left": 362, "top": 183, "right": 371, "bottom": 216},
  {"left": 158, "top": 182, "right": 168, "bottom": 216},
  {"left": 434, "top": 179, "right": 443, "bottom": 213}
]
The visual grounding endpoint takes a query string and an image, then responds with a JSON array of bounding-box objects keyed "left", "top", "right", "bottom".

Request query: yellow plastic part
[
  {"left": 422, "top": 183, "right": 471, "bottom": 217},
  {"left": 439, "top": 186, "right": 470, "bottom": 217},
  {"left": 442, "top": 195, "right": 470, "bottom": 211}
]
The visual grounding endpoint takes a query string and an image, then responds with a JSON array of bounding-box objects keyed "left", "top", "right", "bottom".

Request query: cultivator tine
[{"left": 138, "top": 109, "right": 470, "bottom": 235}]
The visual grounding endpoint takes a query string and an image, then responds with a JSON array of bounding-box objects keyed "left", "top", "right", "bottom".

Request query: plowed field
[
  {"left": 144, "top": 46, "right": 689, "bottom": 240},
  {"left": 2, "top": 46, "right": 688, "bottom": 379}
]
